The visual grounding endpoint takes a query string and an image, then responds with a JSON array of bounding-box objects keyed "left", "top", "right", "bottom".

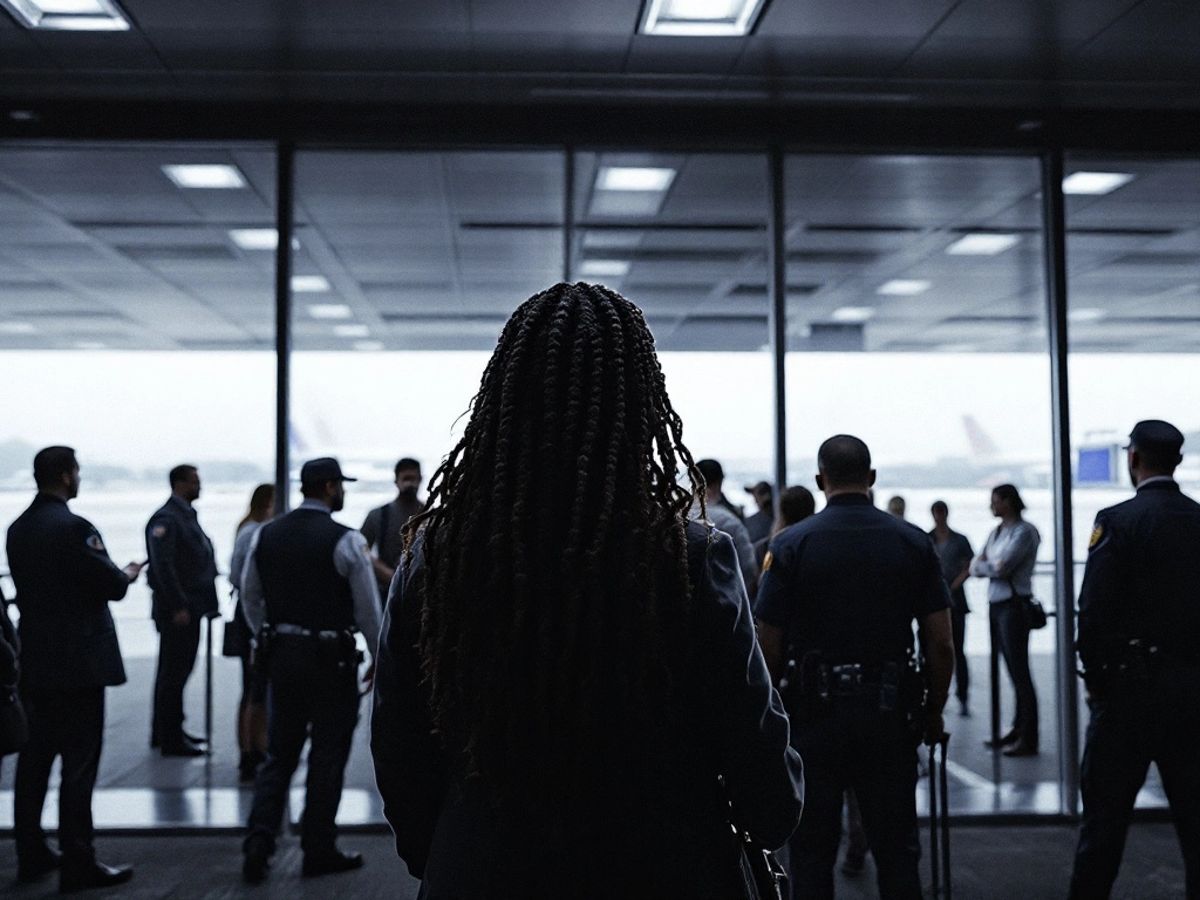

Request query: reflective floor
[{"left": 0, "top": 646, "right": 1167, "bottom": 830}]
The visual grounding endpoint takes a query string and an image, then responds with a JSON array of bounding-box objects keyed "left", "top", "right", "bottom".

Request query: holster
[{"left": 252, "top": 623, "right": 275, "bottom": 676}]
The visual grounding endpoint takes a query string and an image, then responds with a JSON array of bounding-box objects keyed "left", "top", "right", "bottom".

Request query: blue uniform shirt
[{"left": 755, "top": 493, "right": 949, "bottom": 666}]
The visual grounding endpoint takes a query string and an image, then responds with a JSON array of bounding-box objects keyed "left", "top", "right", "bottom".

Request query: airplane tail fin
[{"left": 962, "top": 415, "right": 1000, "bottom": 459}]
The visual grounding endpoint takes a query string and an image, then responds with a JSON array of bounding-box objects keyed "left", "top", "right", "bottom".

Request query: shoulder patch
[
  {"left": 1088, "top": 523, "right": 1104, "bottom": 550},
  {"left": 762, "top": 551, "right": 773, "bottom": 573},
  {"left": 151, "top": 524, "right": 168, "bottom": 539},
  {"left": 86, "top": 534, "right": 106, "bottom": 552}
]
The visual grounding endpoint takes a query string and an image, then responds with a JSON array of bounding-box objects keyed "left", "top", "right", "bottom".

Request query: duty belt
[{"left": 274, "top": 623, "right": 349, "bottom": 640}]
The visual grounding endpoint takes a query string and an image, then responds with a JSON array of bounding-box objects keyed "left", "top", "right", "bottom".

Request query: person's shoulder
[{"left": 148, "top": 499, "right": 177, "bottom": 522}]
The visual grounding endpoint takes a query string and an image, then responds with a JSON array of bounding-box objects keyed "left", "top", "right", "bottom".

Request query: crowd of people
[{"left": 1, "top": 282, "right": 1196, "bottom": 899}]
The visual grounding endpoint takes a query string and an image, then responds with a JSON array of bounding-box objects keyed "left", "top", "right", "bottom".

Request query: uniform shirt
[
  {"left": 755, "top": 493, "right": 949, "bottom": 667},
  {"left": 6, "top": 492, "right": 131, "bottom": 689},
  {"left": 745, "top": 509, "right": 773, "bottom": 545},
  {"left": 691, "top": 500, "right": 756, "bottom": 589},
  {"left": 145, "top": 494, "right": 219, "bottom": 621},
  {"left": 240, "top": 499, "right": 383, "bottom": 657},
  {"left": 929, "top": 528, "right": 974, "bottom": 613},
  {"left": 969, "top": 520, "right": 1040, "bottom": 602},
  {"left": 1077, "top": 478, "right": 1200, "bottom": 672},
  {"left": 361, "top": 494, "right": 424, "bottom": 583}
]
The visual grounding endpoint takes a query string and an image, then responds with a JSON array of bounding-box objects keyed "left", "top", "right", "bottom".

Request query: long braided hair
[{"left": 404, "top": 282, "right": 704, "bottom": 803}]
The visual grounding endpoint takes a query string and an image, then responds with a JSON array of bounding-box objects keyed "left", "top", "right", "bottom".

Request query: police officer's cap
[
  {"left": 299, "top": 457, "right": 358, "bottom": 487},
  {"left": 744, "top": 480, "right": 772, "bottom": 497},
  {"left": 1125, "top": 420, "right": 1184, "bottom": 456}
]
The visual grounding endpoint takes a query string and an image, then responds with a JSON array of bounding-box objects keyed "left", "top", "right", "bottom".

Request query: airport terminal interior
[{"left": 1, "top": 0, "right": 1198, "bottom": 897}]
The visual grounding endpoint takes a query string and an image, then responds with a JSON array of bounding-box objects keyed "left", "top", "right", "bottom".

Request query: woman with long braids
[{"left": 371, "top": 283, "right": 802, "bottom": 898}]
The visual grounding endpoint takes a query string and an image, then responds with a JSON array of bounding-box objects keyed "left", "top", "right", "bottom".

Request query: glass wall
[
  {"left": 7, "top": 138, "right": 1186, "bottom": 825},
  {"left": 784, "top": 154, "right": 1057, "bottom": 813},
  {"left": 1065, "top": 155, "right": 1200, "bottom": 809},
  {"left": 0, "top": 143, "right": 276, "bottom": 816},
  {"left": 570, "top": 152, "right": 774, "bottom": 517}
]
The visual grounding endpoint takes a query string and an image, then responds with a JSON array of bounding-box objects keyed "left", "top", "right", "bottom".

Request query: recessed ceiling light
[
  {"left": 291, "top": 275, "right": 330, "bottom": 293},
  {"left": 228, "top": 228, "right": 299, "bottom": 251},
  {"left": 579, "top": 259, "right": 631, "bottom": 278},
  {"left": 1068, "top": 308, "right": 1107, "bottom": 323},
  {"left": 596, "top": 166, "right": 676, "bottom": 192},
  {"left": 334, "top": 324, "right": 370, "bottom": 338},
  {"left": 945, "top": 233, "right": 1020, "bottom": 256},
  {"left": 162, "top": 164, "right": 246, "bottom": 190},
  {"left": 876, "top": 279, "right": 931, "bottom": 296},
  {"left": 939, "top": 343, "right": 977, "bottom": 353},
  {"left": 308, "top": 303, "right": 352, "bottom": 320},
  {"left": 74, "top": 340, "right": 106, "bottom": 349},
  {"left": 353, "top": 340, "right": 385, "bottom": 352},
  {"left": 831, "top": 307, "right": 875, "bottom": 323},
  {"left": 1062, "top": 172, "right": 1135, "bottom": 195},
  {"left": 1, "top": 0, "right": 130, "bottom": 29},
  {"left": 639, "top": 0, "right": 768, "bottom": 36},
  {"left": 0, "top": 322, "right": 36, "bottom": 334}
]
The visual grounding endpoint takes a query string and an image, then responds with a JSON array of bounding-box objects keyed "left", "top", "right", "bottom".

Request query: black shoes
[
  {"left": 17, "top": 845, "right": 62, "bottom": 882},
  {"left": 59, "top": 860, "right": 134, "bottom": 894},
  {"left": 302, "top": 850, "right": 364, "bottom": 878},
  {"left": 151, "top": 730, "right": 206, "bottom": 749},
  {"left": 984, "top": 728, "right": 1021, "bottom": 750},
  {"left": 242, "top": 835, "right": 272, "bottom": 884},
  {"left": 161, "top": 736, "right": 207, "bottom": 757}
]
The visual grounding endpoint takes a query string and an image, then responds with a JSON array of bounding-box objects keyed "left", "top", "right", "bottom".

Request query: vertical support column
[
  {"left": 563, "top": 148, "right": 575, "bottom": 284},
  {"left": 1041, "top": 148, "right": 1080, "bottom": 816},
  {"left": 767, "top": 146, "right": 789, "bottom": 508},
  {"left": 274, "top": 141, "right": 295, "bottom": 516}
]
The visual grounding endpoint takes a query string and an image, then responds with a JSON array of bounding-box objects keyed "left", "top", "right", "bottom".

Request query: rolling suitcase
[{"left": 927, "top": 735, "right": 952, "bottom": 899}]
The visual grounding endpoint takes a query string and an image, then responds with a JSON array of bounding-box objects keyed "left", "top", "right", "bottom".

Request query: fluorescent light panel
[
  {"left": 334, "top": 324, "right": 370, "bottom": 338},
  {"left": 580, "top": 259, "right": 631, "bottom": 278},
  {"left": 1068, "top": 308, "right": 1107, "bottom": 323},
  {"left": 596, "top": 166, "right": 676, "bottom": 192},
  {"left": 876, "top": 279, "right": 931, "bottom": 296},
  {"left": 228, "top": 228, "right": 297, "bottom": 251},
  {"left": 74, "top": 340, "right": 107, "bottom": 349},
  {"left": 353, "top": 341, "right": 385, "bottom": 352},
  {"left": 162, "top": 164, "right": 246, "bottom": 190},
  {"left": 946, "top": 233, "right": 1020, "bottom": 256},
  {"left": 308, "top": 304, "right": 352, "bottom": 320},
  {"left": 0, "top": 322, "right": 36, "bottom": 334},
  {"left": 291, "top": 275, "right": 330, "bottom": 293},
  {"left": 1, "top": 0, "right": 130, "bottom": 29},
  {"left": 640, "top": 0, "right": 768, "bottom": 36},
  {"left": 1062, "top": 172, "right": 1135, "bottom": 195},
  {"left": 831, "top": 307, "right": 874, "bottom": 323}
]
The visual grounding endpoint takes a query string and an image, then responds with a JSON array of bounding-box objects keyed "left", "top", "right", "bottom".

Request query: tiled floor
[{"left": 0, "top": 823, "right": 1187, "bottom": 899}]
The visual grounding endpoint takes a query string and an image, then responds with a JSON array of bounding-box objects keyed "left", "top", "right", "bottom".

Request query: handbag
[
  {"left": 0, "top": 683, "right": 29, "bottom": 756},
  {"left": 1006, "top": 578, "right": 1048, "bottom": 630},
  {"left": 721, "top": 776, "right": 788, "bottom": 900}
]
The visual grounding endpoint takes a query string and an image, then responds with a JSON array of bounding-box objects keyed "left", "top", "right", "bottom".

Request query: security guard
[
  {"left": 756, "top": 435, "right": 955, "bottom": 900},
  {"left": 1069, "top": 420, "right": 1200, "bottom": 899},
  {"left": 145, "top": 464, "right": 219, "bottom": 756},
  {"left": 6, "top": 446, "right": 142, "bottom": 891},
  {"left": 239, "top": 457, "right": 382, "bottom": 883}
]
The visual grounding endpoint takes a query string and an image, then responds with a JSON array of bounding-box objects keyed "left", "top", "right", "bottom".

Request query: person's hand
[
  {"left": 924, "top": 711, "right": 947, "bottom": 747},
  {"left": 361, "top": 663, "right": 376, "bottom": 690},
  {"left": 123, "top": 561, "right": 146, "bottom": 582},
  {"left": 172, "top": 608, "right": 192, "bottom": 627}
]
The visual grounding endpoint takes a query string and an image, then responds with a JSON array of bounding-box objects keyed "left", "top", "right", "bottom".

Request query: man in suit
[
  {"left": 145, "top": 464, "right": 219, "bottom": 756},
  {"left": 6, "top": 446, "right": 143, "bottom": 891}
]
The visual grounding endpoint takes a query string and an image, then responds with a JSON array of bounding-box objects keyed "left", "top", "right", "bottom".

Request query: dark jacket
[
  {"left": 1078, "top": 479, "right": 1200, "bottom": 673},
  {"left": 6, "top": 493, "right": 130, "bottom": 690},
  {"left": 371, "top": 521, "right": 803, "bottom": 899},
  {"left": 0, "top": 584, "right": 18, "bottom": 686},
  {"left": 146, "top": 495, "right": 219, "bottom": 625}
]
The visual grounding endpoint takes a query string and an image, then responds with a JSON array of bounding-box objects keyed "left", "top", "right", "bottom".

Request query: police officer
[
  {"left": 1069, "top": 420, "right": 1200, "bottom": 899},
  {"left": 239, "top": 457, "right": 382, "bottom": 883},
  {"left": 755, "top": 435, "right": 955, "bottom": 899},
  {"left": 6, "top": 446, "right": 142, "bottom": 891},
  {"left": 145, "top": 464, "right": 219, "bottom": 756}
]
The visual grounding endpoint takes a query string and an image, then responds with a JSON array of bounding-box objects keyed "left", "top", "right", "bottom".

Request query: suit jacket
[
  {"left": 371, "top": 521, "right": 803, "bottom": 899},
  {"left": 6, "top": 493, "right": 129, "bottom": 689},
  {"left": 146, "top": 495, "right": 219, "bottom": 625}
]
